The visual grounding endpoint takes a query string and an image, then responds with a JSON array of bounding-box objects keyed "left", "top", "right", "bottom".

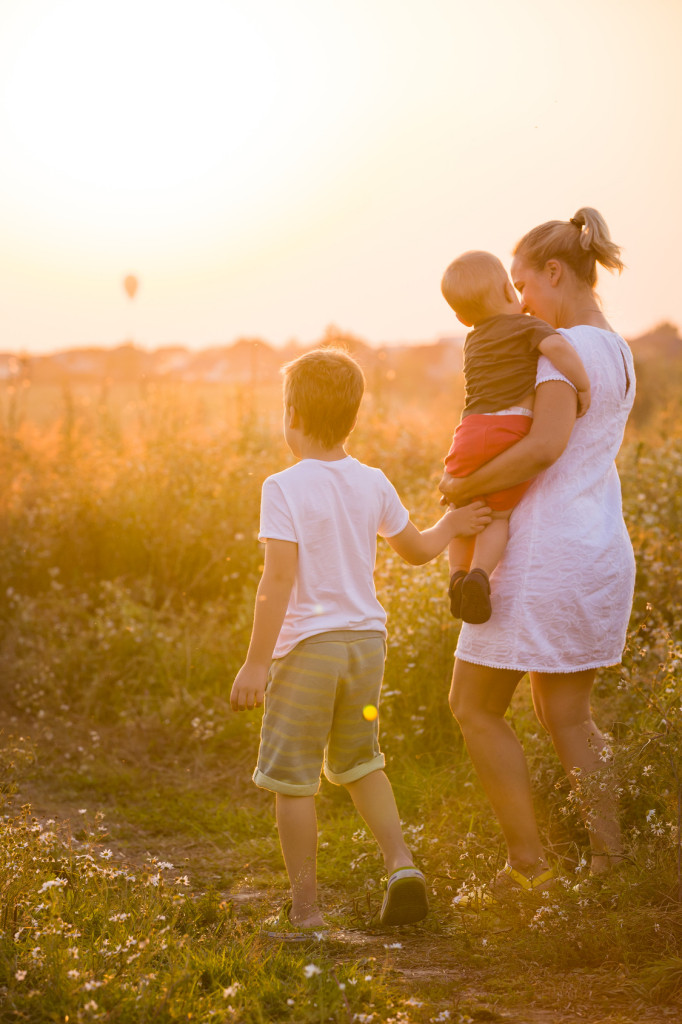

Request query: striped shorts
[{"left": 253, "top": 630, "right": 386, "bottom": 797}]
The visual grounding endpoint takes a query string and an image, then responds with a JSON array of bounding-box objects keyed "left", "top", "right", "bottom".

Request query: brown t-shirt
[{"left": 462, "top": 314, "right": 556, "bottom": 416}]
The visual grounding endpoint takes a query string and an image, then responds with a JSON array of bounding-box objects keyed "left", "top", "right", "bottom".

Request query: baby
[{"left": 439, "top": 250, "right": 590, "bottom": 624}]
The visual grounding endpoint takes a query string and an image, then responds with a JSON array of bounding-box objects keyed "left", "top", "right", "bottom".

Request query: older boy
[
  {"left": 231, "top": 347, "right": 490, "bottom": 932},
  {"left": 439, "top": 251, "right": 591, "bottom": 624}
]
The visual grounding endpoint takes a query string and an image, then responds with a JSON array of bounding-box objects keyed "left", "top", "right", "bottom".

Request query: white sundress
[{"left": 456, "top": 325, "right": 636, "bottom": 674}]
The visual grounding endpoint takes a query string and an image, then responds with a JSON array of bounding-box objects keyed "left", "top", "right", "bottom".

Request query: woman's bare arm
[{"left": 439, "top": 381, "right": 577, "bottom": 506}]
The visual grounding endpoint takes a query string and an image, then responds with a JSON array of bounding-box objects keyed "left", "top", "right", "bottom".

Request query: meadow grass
[{"left": 0, "top": 371, "right": 680, "bottom": 1022}]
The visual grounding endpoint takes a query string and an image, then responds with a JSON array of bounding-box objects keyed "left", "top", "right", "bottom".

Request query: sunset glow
[{"left": 0, "top": 0, "right": 680, "bottom": 351}]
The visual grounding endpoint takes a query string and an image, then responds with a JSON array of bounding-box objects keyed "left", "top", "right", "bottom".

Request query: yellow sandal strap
[{"left": 502, "top": 862, "right": 555, "bottom": 890}]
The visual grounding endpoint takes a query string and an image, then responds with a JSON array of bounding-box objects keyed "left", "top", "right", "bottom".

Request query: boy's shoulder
[{"left": 265, "top": 456, "right": 389, "bottom": 488}]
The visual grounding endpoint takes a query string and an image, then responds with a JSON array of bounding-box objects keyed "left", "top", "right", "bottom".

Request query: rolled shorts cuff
[
  {"left": 324, "top": 753, "right": 385, "bottom": 787},
  {"left": 252, "top": 767, "right": 320, "bottom": 797}
]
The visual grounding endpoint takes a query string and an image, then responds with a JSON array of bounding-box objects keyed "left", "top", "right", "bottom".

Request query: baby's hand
[
  {"left": 448, "top": 499, "right": 492, "bottom": 536},
  {"left": 576, "top": 387, "right": 591, "bottom": 418}
]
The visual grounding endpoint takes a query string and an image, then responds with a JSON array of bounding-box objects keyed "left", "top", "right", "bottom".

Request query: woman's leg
[
  {"left": 531, "top": 670, "right": 622, "bottom": 874},
  {"left": 450, "top": 659, "right": 548, "bottom": 874}
]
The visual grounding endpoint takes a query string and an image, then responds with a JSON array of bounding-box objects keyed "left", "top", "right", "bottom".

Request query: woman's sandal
[
  {"left": 262, "top": 900, "right": 328, "bottom": 941},
  {"left": 454, "top": 861, "right": 556, "bottom": 909},
  {"left": 460, "top": 568, "right": 492, "bottom": 624},
  {"left": 379, "top": 867, "right": 429, "bottom": 926}
]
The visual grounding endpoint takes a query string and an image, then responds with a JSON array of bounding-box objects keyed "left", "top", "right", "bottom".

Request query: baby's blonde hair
[
  {"left": 441, "top": 251, "right": 509, "bottom": 324},
  {"left": 281, "top": 347, "right": 365, "bottom": 449},
  {"left": 513, "top": 207, "right": 624, "bottom": 287}
]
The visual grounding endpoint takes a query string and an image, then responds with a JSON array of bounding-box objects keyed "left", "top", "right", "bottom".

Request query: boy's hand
[
  {"left": 230, "top": 663, "right": 268, "bottom": 712},
  {"left": 446, "top": 499, "right": 492, "bottom": 536},
  {"left": 576, "top": 387, "right": 591, "bottom": 418}
]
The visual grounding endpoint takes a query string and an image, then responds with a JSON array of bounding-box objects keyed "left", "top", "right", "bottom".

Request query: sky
[{"left": 1, "top": 0, "right": 681, "bottom": 354}]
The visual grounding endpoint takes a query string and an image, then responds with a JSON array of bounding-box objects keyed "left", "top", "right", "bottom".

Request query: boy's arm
[
  {"left": 386, "top": 501, "right": 490, "bottom": 566},
  {"left": 230, "top": 538, "right": 297, "bottom": 711},
  {"left": 538, "top": 334, "right": 591, "bottom": 416}
]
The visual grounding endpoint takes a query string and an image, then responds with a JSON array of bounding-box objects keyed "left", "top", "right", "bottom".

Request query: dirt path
[{"left": 3, "top": 726, "right": 681, "bottom": 1024}]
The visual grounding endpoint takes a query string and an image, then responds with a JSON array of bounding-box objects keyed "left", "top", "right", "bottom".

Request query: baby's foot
[
  {"left": 448, "top": 570, "right": 466, "bottom": 619},
  {"left": 460, "top": 568, "right": 491, "bottom": 624}
]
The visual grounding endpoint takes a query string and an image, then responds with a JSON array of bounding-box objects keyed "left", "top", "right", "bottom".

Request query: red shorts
[{"left": 444, "top": 413, "right": 534, "bottom": 512}]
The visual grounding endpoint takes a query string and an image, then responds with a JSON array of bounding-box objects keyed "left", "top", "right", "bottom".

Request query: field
[{"left": 0, "top": 354, "right": 681, "bottom": 1024}]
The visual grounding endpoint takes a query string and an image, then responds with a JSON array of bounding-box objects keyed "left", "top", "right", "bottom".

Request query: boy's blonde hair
[
  {"left": 441, "top": 251, "right": 509, "bottom": 324},
  {"left": 513, "top": 207, "right": 624, "bottom": 287},
  {"left": 281, "top": 347, "right": 365, "bottom": 448}
]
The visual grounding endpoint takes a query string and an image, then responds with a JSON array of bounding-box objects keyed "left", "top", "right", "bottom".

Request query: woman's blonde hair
[{"left": 513, "top": 207, "right": 624, "bottom": 287}]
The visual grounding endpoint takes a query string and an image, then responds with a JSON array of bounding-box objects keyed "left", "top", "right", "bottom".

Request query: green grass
[{"left": 0, "top": 377, "right": 680, "bottom": 1021}]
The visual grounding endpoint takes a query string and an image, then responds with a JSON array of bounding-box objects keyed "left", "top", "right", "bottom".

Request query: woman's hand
[
  {"left": 439, "top": 470, "right": 475, "bottom": 507},
  {"left": 438, "top": 381, "right": 577, "bottom": 505}
]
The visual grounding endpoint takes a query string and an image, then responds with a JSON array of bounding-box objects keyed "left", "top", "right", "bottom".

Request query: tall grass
[{"left": 0, "top": 367, "right": 680, "bottom": 1021}]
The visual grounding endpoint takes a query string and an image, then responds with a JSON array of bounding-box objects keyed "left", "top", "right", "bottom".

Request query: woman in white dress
[{"left": 440, "top": 208, "right": 635, "bottom": 899}]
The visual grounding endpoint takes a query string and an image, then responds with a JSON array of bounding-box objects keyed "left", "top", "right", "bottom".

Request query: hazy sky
[{"left": 1, "top": 0, "right": 680, "bottom": 353}]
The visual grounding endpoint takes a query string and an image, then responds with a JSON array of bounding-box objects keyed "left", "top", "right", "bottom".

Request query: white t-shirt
[{"left": 259, "top": 456, "right": 409, "bottom": 658}]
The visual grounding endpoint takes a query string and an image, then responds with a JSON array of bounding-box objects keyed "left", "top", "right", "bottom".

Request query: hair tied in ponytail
[{"left": 570, "top": 217, "right": 583, "bottom": 229}]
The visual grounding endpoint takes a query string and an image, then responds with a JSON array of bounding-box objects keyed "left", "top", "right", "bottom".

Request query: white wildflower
[{"left": 39, "top": 879, "right": 67, "bottom": 893}]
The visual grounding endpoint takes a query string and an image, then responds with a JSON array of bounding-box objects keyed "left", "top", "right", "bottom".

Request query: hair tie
[{"left": 570, "top": 217, "right": 583, "bottom": 229}]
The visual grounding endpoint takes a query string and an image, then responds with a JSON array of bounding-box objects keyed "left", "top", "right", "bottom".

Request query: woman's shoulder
[
  {"left": 558, "top": 324, "right": 627, "bottom": 345},
  {"left": 558, "top": 324, "right": 633, "bottom": 365}
]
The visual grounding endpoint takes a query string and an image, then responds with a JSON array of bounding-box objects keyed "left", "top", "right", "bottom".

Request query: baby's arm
[
  {"left": 386, "top": 501, "right": 491, "bottom": 566},
  {"left": 538, "top": 335, "right": 591, "bottom": 417},
  {"left": 230, "top": 538, "right": 297, "bottom": 711}
]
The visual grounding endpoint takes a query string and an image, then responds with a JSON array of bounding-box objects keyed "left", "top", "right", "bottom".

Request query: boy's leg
[
  {"left": 345, "top": 769, "right": 429, "bottom": 924},
  {"left": 344, "top": 769, "right": 414, "bottom": 875},
  {"left": 275, "top": 794, "right": 325, "bottom": 927},
  {"left": 256, "top": 642, "right": 341, "bottom": 928}
]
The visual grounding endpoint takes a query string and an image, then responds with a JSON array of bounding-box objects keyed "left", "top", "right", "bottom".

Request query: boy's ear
[
  {"left": 456, "top": 313, "right": 473, "bottom": 328},
  {"left": 504, "top": 280, "right": 516, "bottom": 303},
  {"left": 286, "top": 404, "right": 300, "bottom": 428}
]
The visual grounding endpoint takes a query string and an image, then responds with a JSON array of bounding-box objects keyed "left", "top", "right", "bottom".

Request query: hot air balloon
[{"left": 123, "top": 274, "right": 139, "bottom": 300}]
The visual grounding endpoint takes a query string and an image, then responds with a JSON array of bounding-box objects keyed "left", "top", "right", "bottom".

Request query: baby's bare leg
[
  {"left": 471, "top": 511, "right": 512, "bottom": 577},
  {"left": 448, "top": 535, "right": 475, "bottom": 575}
]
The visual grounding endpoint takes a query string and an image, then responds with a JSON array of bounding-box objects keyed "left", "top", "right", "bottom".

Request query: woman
[{"left": 440, "top": 208, "right": 635, "bottom": 900}]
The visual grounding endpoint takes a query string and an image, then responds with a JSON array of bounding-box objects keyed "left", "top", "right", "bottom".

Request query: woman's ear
[{"left": 545, "top": 259, "right": 563, "bottom": 286}]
